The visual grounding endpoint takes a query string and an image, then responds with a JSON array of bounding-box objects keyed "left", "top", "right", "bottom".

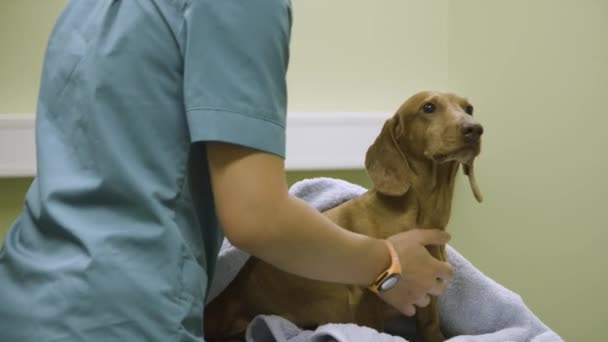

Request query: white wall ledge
[
  {"left": 0, "top": 114, "right": 37, "bottom": 177},
  {"left": 0, "top": 112, "right": 388, "bottom": 177}
]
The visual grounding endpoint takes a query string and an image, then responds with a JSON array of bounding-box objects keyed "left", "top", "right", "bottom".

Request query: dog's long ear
[
  {"left": 365, "top": 118, "right": 412, "bottom": 196},
  {"left": 463, "top": 162, "right": 483, "bottom": 203}
]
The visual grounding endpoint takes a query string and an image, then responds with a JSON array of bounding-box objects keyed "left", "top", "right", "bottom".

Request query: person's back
[{"left": 0, "top": 0, "right": 291, "bottom": 340}]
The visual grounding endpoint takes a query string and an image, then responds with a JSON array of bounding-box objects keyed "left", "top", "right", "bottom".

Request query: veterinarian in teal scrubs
[
  {"left": 0, "top": 1, "right": 291, "bottom": 340},
  {"left": 0, "top": 1, "right": 453, "bottom": 341}
]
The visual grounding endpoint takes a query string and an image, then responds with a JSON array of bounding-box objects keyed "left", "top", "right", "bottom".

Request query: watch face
[{"left": 379, "top": 274, "right": 401, "bottom": 292}]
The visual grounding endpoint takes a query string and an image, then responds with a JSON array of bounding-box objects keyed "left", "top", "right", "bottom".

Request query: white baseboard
[
  {"left": 0, "top": 114, "right": 37, "bottom": 177},
  {"left": 285, "top": 112, "right": 387, "bottom": 170},
  {"left": 0, "top": 112, "right": 388, "bottom": 177}
]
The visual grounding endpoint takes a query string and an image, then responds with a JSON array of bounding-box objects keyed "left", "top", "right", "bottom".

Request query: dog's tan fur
[{"left": 204, "top": 91, "right": 484, "bottom": 342}]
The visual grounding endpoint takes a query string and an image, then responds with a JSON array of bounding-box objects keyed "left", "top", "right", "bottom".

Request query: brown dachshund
[{"left": 204, "top": 91, "right": 484, "bottom": 342}]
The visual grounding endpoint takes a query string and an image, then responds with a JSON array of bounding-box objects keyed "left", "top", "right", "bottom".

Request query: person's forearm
[
  {"left": 205, "top": 142, "right": 391, "bottom": 286},
  {"left": 235, "top": 194, "right": 391, "bottom": 286}
]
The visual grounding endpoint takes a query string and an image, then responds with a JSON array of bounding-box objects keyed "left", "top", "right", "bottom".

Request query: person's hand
[{"left": 377, "top": 229, "right": 453, "bottom": 316}]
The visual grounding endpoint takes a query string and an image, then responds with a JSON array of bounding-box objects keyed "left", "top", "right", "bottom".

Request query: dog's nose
[{"left": 461, "top": 123, "right": 484, "bottom": 141}]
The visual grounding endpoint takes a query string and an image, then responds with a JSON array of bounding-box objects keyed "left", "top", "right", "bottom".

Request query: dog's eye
[
  {"left": 465, "top": 105, "right": 474, "bottom": 115},
  {"left": 422, "top": 103, "right": 436, "bottom": 113}
]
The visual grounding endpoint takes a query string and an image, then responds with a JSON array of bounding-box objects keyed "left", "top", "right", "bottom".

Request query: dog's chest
[
  {"left": 414, "top": 191, "right": 453, "bottom": 228},
  {"left": 376, "top": 189, "right": 454, "bottom": 230},
  {"left": 334, "top": 192, "right": 452, "bottom": 237}
]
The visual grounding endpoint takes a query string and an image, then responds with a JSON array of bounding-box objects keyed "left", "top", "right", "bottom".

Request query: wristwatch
[{"left": 368, "top": 240, "right": 402, "bottom": 293}]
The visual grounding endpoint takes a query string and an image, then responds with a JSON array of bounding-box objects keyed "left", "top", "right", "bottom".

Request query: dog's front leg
[
  {"left": 414, "top": 244, "right": 446, "bottom": 342},
  {"left": 415, "top": 296, "right": 445, "bottom": 342}
]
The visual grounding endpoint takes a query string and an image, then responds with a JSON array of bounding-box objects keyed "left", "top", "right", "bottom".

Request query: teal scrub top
[{"left": 0, "top": 0, "right": 291, "bottom": 341}]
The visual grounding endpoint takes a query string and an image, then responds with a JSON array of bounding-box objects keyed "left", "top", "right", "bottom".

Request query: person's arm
[
  {"left": 187, "top": 1, "right": 452, "bottom": 316},
  {"left": 207, "top": 142, "right": 454, "bottom": 295},
  {"left": 207, "top": 142, "right": 389, "bottom": 285}
]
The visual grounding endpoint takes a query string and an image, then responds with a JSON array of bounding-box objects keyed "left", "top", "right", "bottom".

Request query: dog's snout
[{"left": 461, "top": 123, "right": 484, "bottom": 141}]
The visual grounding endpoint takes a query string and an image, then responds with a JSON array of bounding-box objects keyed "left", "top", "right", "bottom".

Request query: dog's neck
[
  {"left": 410, "top": 157, "right": 460, "bottom": 229},
  {"left": 370, "top": 158, "right": 460, "bottom": 230}
]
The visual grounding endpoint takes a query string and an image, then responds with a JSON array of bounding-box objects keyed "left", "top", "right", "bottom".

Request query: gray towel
[{"left": 206, "top": 178, "right": 562, "bottom": 342}]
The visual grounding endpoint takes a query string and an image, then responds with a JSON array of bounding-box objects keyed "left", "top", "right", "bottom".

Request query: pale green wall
[
  {"left": 0, "top": 0, "right": 67, "bottom": 239},
  {"left": 2, "top": 0, "right": 607, "bottom": 341},
  {"left": 0, "top": 0, "right": 66, "bottom": 113},
  {"left": 447, "top": 1, "right": 608, "bottom": 341},
  {"left": 287, "top": 0, "right": 448, "bottom": 112},
  {"left": 0, "top": 178, "right": 32, "bottom": 237},
  {"left": 0, "top": 0, "right": 450, "bottom": 113}
]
